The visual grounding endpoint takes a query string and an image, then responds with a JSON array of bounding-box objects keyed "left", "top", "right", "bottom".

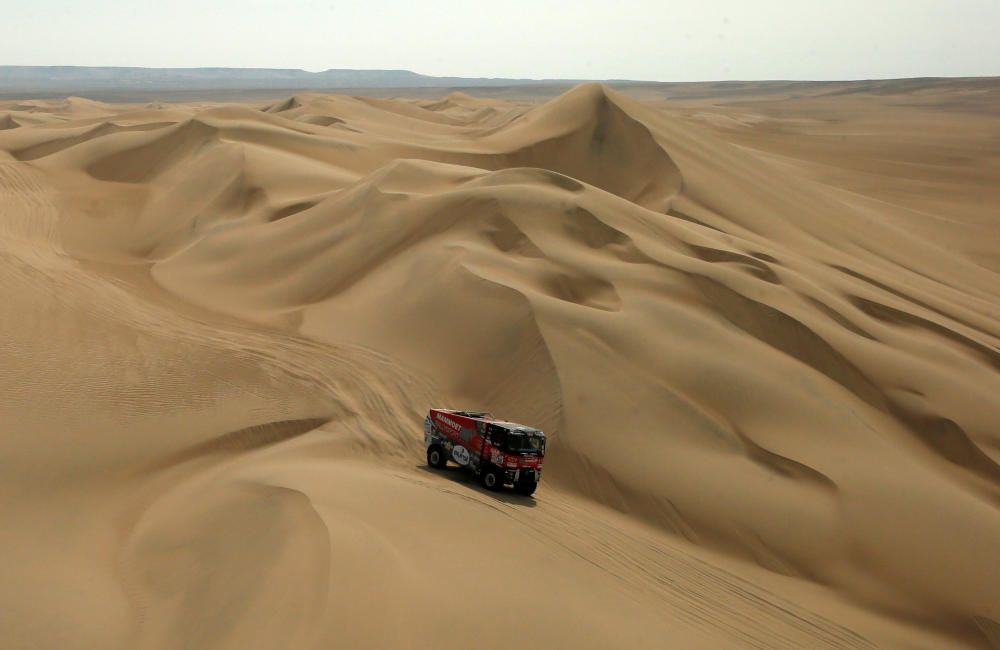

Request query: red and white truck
[{"left": 424, "top": 408, "right": 546, "bottom": 496}]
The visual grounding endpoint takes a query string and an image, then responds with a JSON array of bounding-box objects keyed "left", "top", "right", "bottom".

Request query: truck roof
[
  {"left": 490, "top": 421, "right": 543, "bottom": 434},
  {"left": 444, "top": 410, "right": 494, "bottom": 419},
  {"left": 433, "top": 408, "right": 544, "bottom": 436}
]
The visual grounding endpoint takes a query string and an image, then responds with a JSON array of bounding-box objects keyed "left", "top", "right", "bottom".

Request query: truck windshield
[{"left": 506, "top": 433, "right": 544, "bottom": 454}]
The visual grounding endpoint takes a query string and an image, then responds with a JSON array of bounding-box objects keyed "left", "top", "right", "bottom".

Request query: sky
[{"left": 3, "top": 0, "right": 999, "bottom": 81}]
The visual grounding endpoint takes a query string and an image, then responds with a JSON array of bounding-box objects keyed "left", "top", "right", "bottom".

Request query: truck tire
[
  {"left": 514, "top": 479, "right": 538, "bottom": 496},
  {"left": 480, "top": 466, "right": 503, "bottom": 491},
  {"left": 427, "top": 445, "right": 447, "bottom": 469}
]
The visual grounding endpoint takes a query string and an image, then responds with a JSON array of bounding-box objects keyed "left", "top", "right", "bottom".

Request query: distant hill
[
  {"left": 0, "top": 66, "right": 589, "bottom": 95},
  {"left": 3, "top": 66, "right": 997, "bottom": 103}
]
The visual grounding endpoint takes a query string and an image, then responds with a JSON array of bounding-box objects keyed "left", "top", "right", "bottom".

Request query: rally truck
[{"left": 424, "top": 408, "right": 545, "bottom": 496}]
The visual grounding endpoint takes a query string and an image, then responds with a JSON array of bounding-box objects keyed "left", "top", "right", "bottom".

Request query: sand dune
[{"left": 1, "top": 80, "right": 998, "bottom": 649}]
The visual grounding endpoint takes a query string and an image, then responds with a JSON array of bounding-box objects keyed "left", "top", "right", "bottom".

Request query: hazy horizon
[
  {"left": 4, "top": 0, "right": 1000, "bottom": 82},
  {"left": 4, "top": 64, "right": 999, "bottom": 83}
]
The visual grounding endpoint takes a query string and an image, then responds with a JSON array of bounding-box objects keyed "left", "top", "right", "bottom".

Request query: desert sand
[{"left": 1, "top": 79, "right": 998, "bottom": 649}]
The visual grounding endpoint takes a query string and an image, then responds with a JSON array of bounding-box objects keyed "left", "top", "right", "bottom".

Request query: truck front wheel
[
  {"left": 514, "top": 479, "right": 538, "bottom": 496},
  {"left": 480, "top": 466, "right": 503, "bottom": 491},
  {"left": 427, "top": 445, "right": 447, "bottom": 469}
]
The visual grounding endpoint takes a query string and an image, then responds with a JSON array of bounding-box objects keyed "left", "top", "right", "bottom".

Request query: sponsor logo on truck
[
  {"left": 452, "top": 445, "right": 471, "bottom": 465},
  {"left": 436, "top": 414, "right": 463, "bottom": 432}
]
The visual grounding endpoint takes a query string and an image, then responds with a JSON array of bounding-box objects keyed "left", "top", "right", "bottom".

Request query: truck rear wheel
[
  {"left": 427, "top": 445, "right": 447, "bottom": 469},
  {"left": 480, "top": 466, "right": 503, "bottom": 491},
  {"left": 514, "top": 479, "right": 538, "bottom": 496}
]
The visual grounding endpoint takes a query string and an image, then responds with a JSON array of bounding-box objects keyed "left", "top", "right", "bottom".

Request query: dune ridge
[{"left": 1, "top": 81, "right": 998, "bottom": 649}]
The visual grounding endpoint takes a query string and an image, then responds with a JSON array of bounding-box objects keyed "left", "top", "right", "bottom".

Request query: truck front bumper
[{"left": 505, "top": 468, "right": 540, "bottom": 484}]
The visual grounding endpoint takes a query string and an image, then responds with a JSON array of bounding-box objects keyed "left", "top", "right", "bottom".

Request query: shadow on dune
[{"left": 415, "top": 464, "right": 539, "bottom": 508}]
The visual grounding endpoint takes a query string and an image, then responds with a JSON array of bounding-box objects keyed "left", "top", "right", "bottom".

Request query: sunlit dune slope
[{"left": 1, "top": 81, "right": 998, "bottom": 649}]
